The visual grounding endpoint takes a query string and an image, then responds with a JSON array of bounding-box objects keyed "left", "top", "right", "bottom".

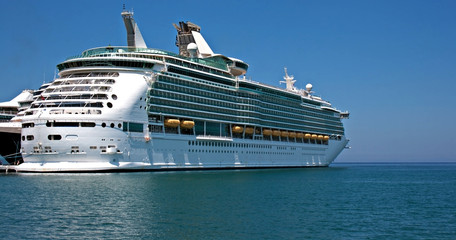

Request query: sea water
[{"left": 1, "top": 163, "right": 455, "bottom": 239}]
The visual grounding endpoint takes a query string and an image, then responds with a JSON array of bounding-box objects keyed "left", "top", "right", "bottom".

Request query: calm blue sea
[{"left": 1, "top": 163, "right": 455, "bottom": 240}]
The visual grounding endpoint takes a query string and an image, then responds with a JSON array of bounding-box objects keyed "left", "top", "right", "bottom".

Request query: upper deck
[
  {"left": 63, "top": 46, "right": 232, "bottom": 73},
  {"left": 57, "top": 46, "right": 344, "bottom": 115}
]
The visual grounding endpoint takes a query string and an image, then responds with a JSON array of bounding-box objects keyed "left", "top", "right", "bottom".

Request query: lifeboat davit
[
  {"left": 245, "top": 127, "right": 254, "bottom": 134},
  {"left": 232, "top": 126, "right": 244, "bottom": 133},
  {"left": 180, "top": 120, "right": 195, "bottom": 129},
  {"left": 164, "top": 119, "right": 180, "bottom": 128},
  {"left": 263, "top": 129, "right": 272, "bottom": 136}
]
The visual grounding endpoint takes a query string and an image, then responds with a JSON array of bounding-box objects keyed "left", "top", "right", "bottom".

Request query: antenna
[{"left": 280, "top": 67, "right": 296, "bottom": 91}]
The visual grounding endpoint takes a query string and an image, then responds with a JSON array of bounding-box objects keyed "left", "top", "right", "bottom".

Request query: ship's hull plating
[{"left": 17, "top": 126, "right": 348, "bottom": 172}]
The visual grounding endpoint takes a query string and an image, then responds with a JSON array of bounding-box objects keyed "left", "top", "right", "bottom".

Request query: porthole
[
  {"left": 118, "top": 123, "right": 122, "bottom": 128},
  {"left": 112, "top": 94, "right": 118, "bottom": 100},
  {"left": 102, "top": 123, "right": 106, "bottom": 128},
  {"left": 21, "top": 136, "right": 25, "bottom": 141},
  {"left": 107, "top": 102, "right": 113, "bottom": 108},
  {"left": 110, "top": 123, "right": 114, "bottom": 128}
]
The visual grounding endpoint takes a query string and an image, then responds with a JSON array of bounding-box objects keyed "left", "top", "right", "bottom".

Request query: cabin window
[
  {"left": 129, "top": 122, "right": 143, "bottom": 132},
  {"left": 123, "top": 122, "right": 143, "bottom": 132},
  {"left": 48, "top": 135, "right": 62, "bottom": 140},
  {"left": 22, "top": 123, "right": 35, "bottom": 128},
  {"left": 53, "top": 122, "right": 79, "bottom": 127},
  {"left": 81, "top": 122, "right": 96, "bottom": 127}
]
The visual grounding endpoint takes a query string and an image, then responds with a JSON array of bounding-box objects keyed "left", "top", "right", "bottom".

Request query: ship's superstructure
[
  {"left": 16, "top": 10, "right": 349, "bottom": 172},
  {"left": 0, "top": 90, "right": 35, "bottom": 164}
]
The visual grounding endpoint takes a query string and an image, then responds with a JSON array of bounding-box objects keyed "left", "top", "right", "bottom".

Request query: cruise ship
[
  {"left": 16, "top": 10, "right": 349, "bottom": 172},
  {"left": 0, "top": 90, "right": 35, "bottom": 164}
]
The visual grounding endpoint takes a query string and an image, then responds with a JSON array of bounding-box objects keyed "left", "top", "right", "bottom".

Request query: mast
[{"left": 280, "top": 67, "right": 296, "bottom": 91}]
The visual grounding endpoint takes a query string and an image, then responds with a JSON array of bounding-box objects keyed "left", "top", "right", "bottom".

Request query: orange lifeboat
[
  {"left": 245, "top": 127, "right": 254, "bottom": 135},
  {"left": 311, "top": 134, "right": 318, "bottom": 139},
  {"left": 297, "top": 133, "right": 304, "bottom": 138},
  {"left": 272, "top": 130, "right": 281, "bottom": 137},
  {"left": 323, "top": 135, "right": 330, "bottom": 141},
  {"left": 289, "top": 132, "right": 297, "bottom": 138},
  {"left": 281, "top": 131, "right": 289, "bottom": 137},
  {"left": 317, "top": 135, "right": 324, "bottom": 140},
  {"left": 304, "top": 133, "right": 312, "bottom": 139},
  {"left": 232, "top": 126, "right": 244, "bottom": 133},
  {"left": 180, "top": 120, "right": 195, "bottom": 129},
  {"left": 164, "top": 119, "right": 180, "bottom": 128},
  {"left": 263, "top": 129, "right": 272, "bottom": 136}
]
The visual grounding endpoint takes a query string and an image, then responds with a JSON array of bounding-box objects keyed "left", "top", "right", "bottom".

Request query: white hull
[{"left": 17, "top": 127, "right": 347, "bottom": 172}]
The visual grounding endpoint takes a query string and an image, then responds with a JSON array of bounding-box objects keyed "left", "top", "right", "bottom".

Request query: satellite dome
[
  {"left": 306, "top": 83, "right": 313, "bottom": 91},
  {"left": 187, "top": 43, "right": 198, "bottom": 58}
]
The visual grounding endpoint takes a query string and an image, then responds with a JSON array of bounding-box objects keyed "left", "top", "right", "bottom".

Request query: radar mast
[{"left": 280, "top": 67, "right": 296, "bottom": 91}]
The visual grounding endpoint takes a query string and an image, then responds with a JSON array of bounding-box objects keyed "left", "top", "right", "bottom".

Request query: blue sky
[{"left": 1, "top": 0, "right": 455, "bottom": 162}]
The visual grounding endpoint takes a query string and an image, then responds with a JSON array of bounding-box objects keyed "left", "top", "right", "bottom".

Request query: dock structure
[
  {"left": 0, "top": 155, "right": 20, "bottom": 172},
  {"left": 0, "top": 165, "right": 17, "bottom": 173}
]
